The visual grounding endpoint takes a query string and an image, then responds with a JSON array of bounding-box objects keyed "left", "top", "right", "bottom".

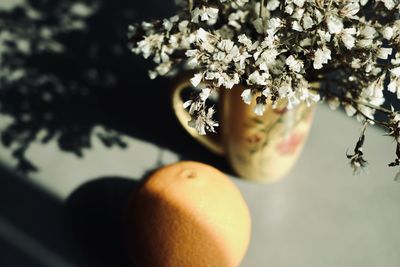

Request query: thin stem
[
  {"left": 309, "top": 77, "right": 395, "bottom": 115},
  {"left": 308, "top": 86, "right": 394, "bottom": 116},
  {"left": 260, "top": 0, "right": 264, "bottom": 18},
  {"left": 189, "top": 0, "right": 193, "bottom": 11},
  {"left": 353, "top": 100, "right": 393, "bottom": 115}
]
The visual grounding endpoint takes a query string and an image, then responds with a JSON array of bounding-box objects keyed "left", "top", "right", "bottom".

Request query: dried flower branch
[
  {"left": 347, "top": 122, "right": 368, "bottom": 175},
  {"left": 128, "top": 0, "right": 400, "bottom": 175}
]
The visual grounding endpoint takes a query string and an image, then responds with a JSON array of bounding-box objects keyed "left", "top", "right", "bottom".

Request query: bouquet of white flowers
[{"left": 129, "top": 0, "right": 400, "bottom": 174}]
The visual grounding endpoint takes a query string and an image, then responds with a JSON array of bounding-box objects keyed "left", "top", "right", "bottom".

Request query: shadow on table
[
  {"left": 0, "top": 165, "right": 90, "bottom": 266},
  {"left": 66, "top": 176, "right": 142, "bottom": 267},
  {"left": 0, "top": 163, "right": 152, "bottom": 266},
  {"left": 0, "top": 0, "right": 229, "bottom": 174}
]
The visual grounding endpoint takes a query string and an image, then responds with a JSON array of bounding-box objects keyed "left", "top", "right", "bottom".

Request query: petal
[{"left": 190, "top": 73, "right": 203, "bottom": 87}]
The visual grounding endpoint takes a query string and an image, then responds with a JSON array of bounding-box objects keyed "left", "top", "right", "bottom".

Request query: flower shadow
[{"left": 0, "top": 0, "right": 229, "bottom": 173}]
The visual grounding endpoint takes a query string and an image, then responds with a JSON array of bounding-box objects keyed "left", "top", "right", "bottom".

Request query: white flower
[
  {"left": 378, "top": 0, "right": 396, "bottom": 9},
  {"left": 199, "top": 88, "right": 211, "bottom": 101},
  {"left": 388, "top": 67, "right": 400, "bottom": 98},
  {"left": 351, "top": 58, "right": 362, "bottom": 69},
  {"left": 277, "top": 77, "right": 292, "bottom": 96},
  {"left": 186, "top": 55, "right": 199, "bottom": 68},
  {"left": 217, "top": 39, "right": 235, "bottom": 52},
  {"left": 360, "top": 25, "right": 377, "bottom": 39},
  {"left": 189, "top": 116, "right": 206, "bottom": 135},
  {"left": 292, "top": 8, "right": 305, "bottom": 20},
  {"left": 262, "top": 87, "right": 270, "bottom": 97},
  {"left": 185, "top": 99, "right": 202, "bottom": 115},
  {"left": 248, "top": 71, "right": 269, "bottom": 85},
  {"left": 297, "top": 80, "right": 320, "bottom": 106},
  {"left": 254, "top": 103, "right": 265, "bottom": 116},
  {"left": 178, "top": 20, "right": 189, "bottom": 32},
  {"left": 228, "top": 9, "right": 247, "bottom": 27},
  {"left": 205, "top": 107, "right": 219, "bottom": 131},
  {"left": 302, "top": 13, "right": 314, "bottom": 30},
  {"left": 300, "top": 37, "right": 312, "bottom": 47},
  {"left": 326, "top": 15, "right": 344, "bottom": 34},
  {"left": 314, "top": 9, "right": 324, "bottom": 23},
  {"left": 154, "top": 61, "right": 172, "bottom": 76},
  {"left": 191, "top": 73, "right": 203, "bottom": 87},
  {"left": 286, "top": 55, "right": 304, "bottom": 73},
  {"left": 183, "top": 100, "right": 192, "bottom": 109},
  {"left": 292, "top": 21, "right": 303, "bottom": 32},
  {"left": 317, "top": 30, "right": 331, "bottom": 42},
  {"left": 238, "top": 34, "right": 252, "bottom": 47},
  {"left": 223, "top": 73, "right": 240, "bottom": 89},
  {"left": 285, "top": 3, "right": 294, "bottom": 14},
  {"left": 365, "top": 74, "right": 385, "bottom": 99},
  {"left": 340, "top": 28, "right": 357, "bottom": 49},
  {"left": 376, "top": 47, "right": 393, "bottom": 59},
  {"left": 130, "top": 0, "right": 400, "bottom": 154},
  {"left": 287, "top": 91, "right": 300, "bottom": 109},
  {"left": 294, "top": 0, "right": 305, "bottom": 7},
  {"left": 196, "top": 28, "right": 211, "bottom": 42},
  {"left": 261, "top": 31, "right": 277, "bottom": 48},
  {"left": 313, "top": 47, "right": 331, "bottom": 69},
  {"left": 268, "top": 18, "right": 283, "bottom": 32},
  {"left": 162, "top": 15, "right": 179, "bottom": 31},
  {"left": 235, "top": 51, "right": 251, "bottom": 70},
  {"left": 241, "top": 89, "right": 252, "bottom": 104},
  {"left": 382, "top": 26, "right": 394, "bottom": 40},
  {"left": 328, "top": 97, "right": 341, "bottom": 110},
  {"left": 148, "top": 70, "right": 158, "bottom": 80},
  {"left": 267, "top": 0, "right": 280, "bottom": 10},
  {"left": 189, "top": 107, "right": 219, "bottom": 135},
  {"left": 357, "top": 105, "right": 375, "bottom": 123},
  {"left": 340, "top": 2, "right": 360, "bottom": 17},
  {"left": 191, "top": 6, "right": 219, "bottom": 24},
  {"left": 344, "top": 103, "right": 357, "bottom": 117},
  {"left": 390, "top": 66, "right": 400, "bottom": 77},
  {"left": 256, "top": 48, "right": 279, "bottom": 70}
]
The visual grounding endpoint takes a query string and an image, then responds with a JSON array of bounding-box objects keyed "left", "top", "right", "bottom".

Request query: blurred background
[{"left": 0, "top": 1, "right": 399, "bottom": 267}]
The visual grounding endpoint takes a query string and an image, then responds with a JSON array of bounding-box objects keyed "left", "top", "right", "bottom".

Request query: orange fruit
[{"left": 126, "top": 161, "right": 251, "bottom": 267}]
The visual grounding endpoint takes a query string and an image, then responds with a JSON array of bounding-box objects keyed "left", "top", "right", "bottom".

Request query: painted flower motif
[
  {"left": 246, "top": 133, "right": 263, "bottom": 145},
  {"left": 276, "top": 133, "right": 305, "bottom": 156},
  {"left": 273, "top": 108, "right": 288, "bottom": 115}
]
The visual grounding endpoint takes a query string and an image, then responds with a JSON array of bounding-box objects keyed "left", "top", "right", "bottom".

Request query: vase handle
[{"left": 171, "top": 74, "right": 225, "bottom": 156}]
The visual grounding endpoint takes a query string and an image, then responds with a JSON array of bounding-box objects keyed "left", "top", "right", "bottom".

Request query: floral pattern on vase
[{"left": 222, "top": 87, "right": 316, "bottom": 182}]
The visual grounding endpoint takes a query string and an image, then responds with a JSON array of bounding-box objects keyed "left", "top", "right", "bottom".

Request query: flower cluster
[{"left": 129, "top": 0, "right": 400, "bottom": 174}]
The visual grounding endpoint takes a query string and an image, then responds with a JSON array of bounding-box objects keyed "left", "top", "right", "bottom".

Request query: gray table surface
[{"left": 0, "top": 104, "right": 399, "bottom": 267}]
